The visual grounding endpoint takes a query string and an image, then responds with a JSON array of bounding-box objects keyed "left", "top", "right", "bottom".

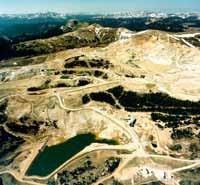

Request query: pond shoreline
[{"left": 26, "top": 133, "right": 118, "bottom": 177}]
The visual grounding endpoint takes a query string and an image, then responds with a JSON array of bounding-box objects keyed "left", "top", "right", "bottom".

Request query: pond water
[{"left": 26, "top": 133, "right": 118, "bottom": 177}]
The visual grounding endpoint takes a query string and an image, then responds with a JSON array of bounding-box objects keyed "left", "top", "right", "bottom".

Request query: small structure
[{"left": 128, "top": 114, "right": 137, "bottom": 127}]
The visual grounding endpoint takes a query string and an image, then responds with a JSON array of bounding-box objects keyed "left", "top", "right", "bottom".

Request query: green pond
[{"left": 26, "top": 133, "right": 118, "bottom": 177}]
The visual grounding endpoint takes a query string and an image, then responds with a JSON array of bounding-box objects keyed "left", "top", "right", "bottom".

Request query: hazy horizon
[{"left": 0, "top": 0, "right": 200, "bottom": 14}]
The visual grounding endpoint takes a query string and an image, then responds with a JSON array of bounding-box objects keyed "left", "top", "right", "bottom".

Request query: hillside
[
  {"left": 0, "top": 26, "right": 200, "bottom": 185},
  {"left": 0, "top": 24, "right": 120, "bottom": 59}
]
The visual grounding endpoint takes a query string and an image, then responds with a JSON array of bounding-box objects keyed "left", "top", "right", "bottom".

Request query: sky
[{"left": 0, "top": 0, "right": 200, "bottom": 14}]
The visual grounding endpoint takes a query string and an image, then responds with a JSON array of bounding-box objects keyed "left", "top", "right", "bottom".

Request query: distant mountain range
[
  {"left": 0, "top": 12, "right": 200, "bottom": 60},
  {"left": 1, "top": 11, "right": 200, "bottom": 19},
  {"left": 0, "top": 11, "right": 200, "bottom": 38}
]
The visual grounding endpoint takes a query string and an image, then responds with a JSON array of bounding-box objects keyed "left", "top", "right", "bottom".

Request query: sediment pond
[{"left": 26, "top": 133, "right": 118, "bottom": 177}]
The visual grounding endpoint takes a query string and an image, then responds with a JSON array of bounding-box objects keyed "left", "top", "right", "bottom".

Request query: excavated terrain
[{"left": 0, "top": 25, "right": 200, "bottom": 185}]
